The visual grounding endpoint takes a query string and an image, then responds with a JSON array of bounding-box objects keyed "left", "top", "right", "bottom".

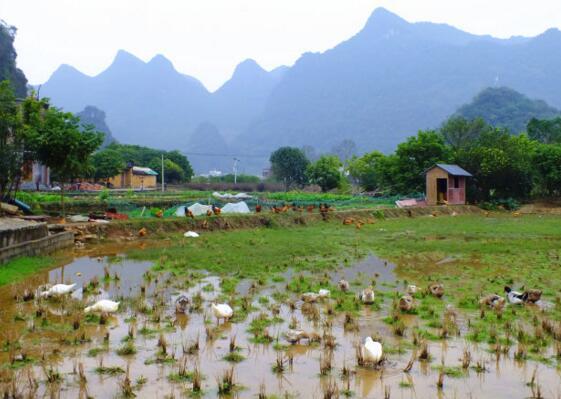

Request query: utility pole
[
  {"left": 161, "top": 154, "right": 165, "bottom": 192},
  {"left": 233, "top": 158, "right": 240, "bottom": 184}
]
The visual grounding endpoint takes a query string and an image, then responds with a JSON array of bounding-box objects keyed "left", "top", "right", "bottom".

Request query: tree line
[
  {"left": 0, "top": 81, "right": 193, "bottom": 214},
  {"left": 269, "top": 116, "right": 561, "bottom": 201}
]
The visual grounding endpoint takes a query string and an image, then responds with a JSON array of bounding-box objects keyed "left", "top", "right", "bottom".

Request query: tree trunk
[{"left": 60, "top": 182, "right": 65, "bottom": 217}]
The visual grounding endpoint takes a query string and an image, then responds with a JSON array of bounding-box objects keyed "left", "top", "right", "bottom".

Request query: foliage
[
  {"left": 104, "top": 143, "right": 193, "bottom": 182},
  {"left": 378, "top": 130, "right": 451, "bottom": 194},
  {"left": 440, "top": 116, "right": 490, "bottom": 151},
  {"left": 0, "top": 22, "right": 27, "bottom": 98},
  {"left": 455, "top": 129, "right": 536, "bottom": 200},
  {"left": 479, "top": 198, "right": 520, "bottom": 211},
  {"left": 149, "top": 158, "right": 184, "bottom": 184},
  {"left": 456, "top": 87, "right": 560, "bottom": 134},
  {"left": 532, "top": 144, "right": 561, "bottom": 196},
  {"left": 306, "top": 155, "right": 342, "bottom": 192},
  {"left": 0, "top": 81, "right": 23, "bottom": 199},
  {"left": 91, "top": 148, "right": 125, "bottom": 180},
  {"left": 527, "top": 117, "right": 561, "bottom": 144},
  {"left": 28, "top": 106, "right": 103, "bottom": 214},
  {"left": 269, "top": 147, "right": 310, "bottom": 191},
  {"left": 348, "top": 151, "right": 384, "bottom": 191}
]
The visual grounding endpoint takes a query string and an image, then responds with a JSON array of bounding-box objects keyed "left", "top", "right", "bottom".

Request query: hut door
[{"left": 437, "top": 178, "right": 448, "bottom": 203}]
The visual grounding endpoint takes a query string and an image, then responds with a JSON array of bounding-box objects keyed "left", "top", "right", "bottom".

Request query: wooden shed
[{"left": 425, "top": 164, "right": 472, "bottom": 206}]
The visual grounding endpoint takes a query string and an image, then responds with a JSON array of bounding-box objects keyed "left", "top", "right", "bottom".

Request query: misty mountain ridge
[{"left": 40, "top": 7, "right": 561, "bottom": 173}]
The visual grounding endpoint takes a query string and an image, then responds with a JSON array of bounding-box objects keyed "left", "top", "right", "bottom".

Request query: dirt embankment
[{"left": 63, "top": 205, "right": 483, "bottom": 244}]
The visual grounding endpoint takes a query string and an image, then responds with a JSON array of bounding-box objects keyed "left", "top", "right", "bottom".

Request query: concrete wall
[
  {"left": 0, "top": 222, "right": 49, "bottom": 249},
  {"left": 0, "top": 231, "right": 74, "bottom": 264}
]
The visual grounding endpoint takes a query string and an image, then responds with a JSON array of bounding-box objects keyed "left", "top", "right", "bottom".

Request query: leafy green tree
[
  {"left": 166, "top": 150, "right": 194, "bottom": 182},
  {"left": 440, "top": 116, "right": 490, "bottom": 152},
  {"left": 104, "top": 143, "right": 193, "bottom": 182},
  {"left": 457, "top": 129, "right": 536, "bottom": 200},
  {"left": 269, "top": 147, "right": 310, "bottom": 191},
  {"left": 527, "top": 117, "right": 561, "bottom": 144},
  {"left": 390, "top": 130, "right": 451, "bottom": 194},
  {"left": 0, "top": 81, "right": 23, "bottom": 199},
  {"left": 91, "top": 149, "right": 125, "bottom": 180},
  {"left": 29, "top": 107, "right": 103, "bottom": 215},
  {"left": 348, "top": 151, "right": 385, "bottom": 191},
  {"left": 149, "top": 158, "right": 185, "bottom": 184},
  {"left": 533, "top": 144, "right": 561, "bottom": 196},
  {"left": 307, "top": 155, "right": 342, "bottom": 192}
]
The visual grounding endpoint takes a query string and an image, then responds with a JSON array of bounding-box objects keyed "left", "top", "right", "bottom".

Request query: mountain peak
[
  {"left": 111, "top": 50, "right": 144, "bottom": 68},
  {"left": 356, "top": 7, "right": 409, "bottom": 40},
  {"left": 148, "top": 54, "right": 175, "bottom": 70},
  {"left": 364, "top": 8, "right": 407, "bottom": 29},
  {"left": 233, "top": 59, "right": 266, "bottom": 75}
]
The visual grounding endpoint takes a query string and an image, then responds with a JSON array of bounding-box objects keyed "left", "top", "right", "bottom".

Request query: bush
[{"left": 479, "top": 198, "right": 520, "bottom": 211}]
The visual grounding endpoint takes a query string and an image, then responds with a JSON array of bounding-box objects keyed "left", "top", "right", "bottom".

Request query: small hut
[{"left": 425, "top": 164, "right": 471, "bottom": 206}]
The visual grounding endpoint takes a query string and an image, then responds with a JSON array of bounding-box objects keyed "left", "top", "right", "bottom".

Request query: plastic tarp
[
  {"left": 175, "top": 206, "right": 186, "bottom": 217},
  {"left": 188, "top": 203, "right": 213, "bottom": 216},
  {"left": 212, "top": 192, "right": 253, "bottom": 200},
  {"left": 221, "top": 201, "right": 251, "bottom": 214}
]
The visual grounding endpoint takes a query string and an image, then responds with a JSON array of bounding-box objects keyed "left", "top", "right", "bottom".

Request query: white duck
[
  {"left": 84, "top": 299, "right": 120, "bottom": 313},
  {"left": 363, "top": 337, "right": 383, "bottom": 364},
  {"left": 360, "top": 286, "right": 375, "bottom": 304},
  {"left": 318, "top": 289, "right": 330, "bottom": 298},
  {"left": 40, "top": 283, "right": 76, "bottom": 298},
  {"left": 406, "top": 285, "right": 418, "bottom": 295},
  {"left": 504, "top": 286, "right": 527, "bottom": 305},
  {"left": 284, "top": 329, "right": 307, "bottom": 344},
  {"left": 211, "top": 303, "right": 233, "bottom": 323},
  {"left": 301, "top": 292, "right": 319, "bottom": 303},
  {"left": 184, "top": 231, "right": 199, "bottom": 238}
]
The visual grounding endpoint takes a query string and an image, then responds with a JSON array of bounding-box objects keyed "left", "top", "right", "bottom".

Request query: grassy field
[
  {"left": 126, "top": 213, "right": 561, "bottom": 303},
  {"left": 0, "top": 256, "right": 58, "bottom": 286},
  {"left": 2, "top": 212, "right": 561, "bottom": 363}
]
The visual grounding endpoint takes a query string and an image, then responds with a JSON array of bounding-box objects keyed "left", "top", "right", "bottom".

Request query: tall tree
[
  {"left": 527, "top": 117, "right": 561, "bottom": 144},
  {"left": 348, "top": 151, "right": 385, "bottom": 191},
  {"left": 391, "top": 130, "right": 452, "bottom": 194},
  {"left": 0, "top": 81, "right": 23, "bottom": 199},
  {"left": 269, "top": 147, "right": 309, "bottom": 191},
  {"left": 30, "top": 107, "right": 103, "bottom": 215},
  {"left": 440, "top": 116, "right": 490, "bottom": 152},
  {"left": 533, "top": 144, "right": 561, "bottom": 196},
  {"left": 457, "top": 129, "right": 536, "bottom": 200},
  {"left": 307, "top": 155, "right": 342, "bottom": 192},
  {"left": 91, "top": 148, "right": 125, "bottom": 181}
]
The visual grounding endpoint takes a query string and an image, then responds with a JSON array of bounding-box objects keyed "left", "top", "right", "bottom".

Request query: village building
[
  {"left": 425, "top": 164, "right": 472, "bottom": 206},
  {"left": 108, "top": 164, "right": 158, "bottom": 190}
]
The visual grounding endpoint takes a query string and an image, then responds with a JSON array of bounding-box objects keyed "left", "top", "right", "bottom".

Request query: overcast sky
[{"left": 2, "top": 0, "right": 560, "bottom": 91}]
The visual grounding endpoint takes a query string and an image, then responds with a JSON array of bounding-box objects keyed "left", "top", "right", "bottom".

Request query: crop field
[{"left": 1, "top": 213, "right": 560, "bottom": 397}]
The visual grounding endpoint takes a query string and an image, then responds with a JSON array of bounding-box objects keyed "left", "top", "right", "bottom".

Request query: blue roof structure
[{"left": 426, "top": 164, "right": 472, "bottom": 177}]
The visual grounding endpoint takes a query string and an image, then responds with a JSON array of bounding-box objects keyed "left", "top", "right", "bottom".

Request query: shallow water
[{"left": 0, "top": 253, "right": 560, "bottom": 398}]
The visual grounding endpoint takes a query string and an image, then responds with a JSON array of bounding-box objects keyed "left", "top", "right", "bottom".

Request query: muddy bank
[{"left": 67, "top": 205, "right": 483, "bottom": 244}]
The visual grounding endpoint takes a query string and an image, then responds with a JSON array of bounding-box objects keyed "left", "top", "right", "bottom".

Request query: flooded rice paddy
[{"left": 1, "top": 251, "right": 560, "bottom": 398}]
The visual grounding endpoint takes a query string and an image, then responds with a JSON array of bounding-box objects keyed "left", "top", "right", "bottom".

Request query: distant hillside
[
  {"left": 76, "top": 106, "right": 116, "bottom": 147},
  {"left": 456, "top": 87, "right": 561, "bottom": 133},
  {"left": 0, "top": 21, "right": 27, "bottom": 97},
  {"left": 235, "top": 8, "right": 561, "bottom": 163},
  {"left": 40, "top": 7, "right": 561, "bottom": 173}
]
